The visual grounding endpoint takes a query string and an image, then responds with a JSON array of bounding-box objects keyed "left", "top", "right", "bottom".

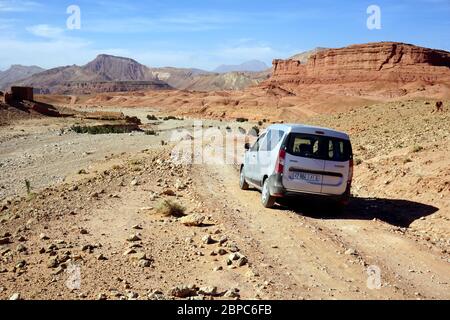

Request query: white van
[{"left": 240, "top": 124, "right": 354, "bottom": 208}]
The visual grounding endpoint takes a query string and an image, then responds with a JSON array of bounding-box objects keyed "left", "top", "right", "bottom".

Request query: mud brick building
[{"left": 10, "top": 86, "right": 34, "bottom": 101}]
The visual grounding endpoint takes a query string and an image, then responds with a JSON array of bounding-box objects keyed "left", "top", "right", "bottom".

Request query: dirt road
[
  {"left": 1, "top": 102, "right": 449, "bottom": 300},
  {"left": 194, "top": 163, "right": 449, "bottom": 299}
]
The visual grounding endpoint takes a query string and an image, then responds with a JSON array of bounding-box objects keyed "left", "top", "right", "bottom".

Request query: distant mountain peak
[
  {"left": 213, "top": 60, "right": 270, "bottom": 73},
  {"left": 0, "top": 64, "right": 45, "bottom": 90},
  {"left": 83, "top": 54, "right": 151, "bottom": 81}
]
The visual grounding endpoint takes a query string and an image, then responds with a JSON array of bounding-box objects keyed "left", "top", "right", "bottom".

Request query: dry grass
[{"left": 155, "top": 199, "right": 186, "bottom": 217}]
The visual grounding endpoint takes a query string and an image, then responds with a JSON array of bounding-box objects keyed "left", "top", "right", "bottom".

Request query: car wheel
[
  {"left": 261, "top": 178, "right": 276, "bottom": 208},
  {"left": 239, "top": 167, "right": 249, "bottom": 190}
]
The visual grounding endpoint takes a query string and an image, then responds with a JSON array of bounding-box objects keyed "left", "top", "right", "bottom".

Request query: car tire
[
  {"left": 239, "top": 167, "right": 249, "bottom": 190},
  {"left": 261, "top": 178, "right": 276, "bottom": 208}
]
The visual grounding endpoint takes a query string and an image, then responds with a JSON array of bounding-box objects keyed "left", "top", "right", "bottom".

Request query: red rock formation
[{"left": 266, "top": 42, "right": 450, "bottom": 88}]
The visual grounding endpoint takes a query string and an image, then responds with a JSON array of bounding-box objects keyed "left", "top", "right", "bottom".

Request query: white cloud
[
  {"left": 27, "top": 24, "right": 64, "bottom": 39},
  {"left": 0, "top": 0, "right": 40, "bottom": 12}
]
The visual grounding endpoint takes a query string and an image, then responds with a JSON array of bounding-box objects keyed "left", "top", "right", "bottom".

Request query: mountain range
[
  {"left": 0, "top": 65, "right": 45, "bottom": 90},
  {"left": 3, "top": 55, "right": 274, "bottom": 94},
  {"left": 213, "top": 60, "right": 269, "bottom": 73}
]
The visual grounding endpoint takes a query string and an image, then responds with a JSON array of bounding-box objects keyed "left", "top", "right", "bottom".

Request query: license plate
[{"left": 290, "top": 172, "right": 320, "bottom": 183}]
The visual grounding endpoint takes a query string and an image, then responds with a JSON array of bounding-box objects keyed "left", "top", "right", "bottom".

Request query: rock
[
  {"left": 229, "top": 253, "right": 240, "bottom": 261},
  {"left": 16, "top": 260, "right": 26, "bottom": 269},
  {"left": 130, "top": 252, "right": 147, "bottom": 261},
  {"left": 127, "top": 234, "right": 141, "bottom": 242},
  {"left": 39, "top": 233, "right": 50, "bottom": 240},
  {"left": 17, "top": 236, "right": 27, "bottom": 242},
  {"left": 179, "top": 214, "right": 205, "bottom": 227},
  {"left": 202, "top": 235, "right": 214, "bottom": 245},
  {"left": 98, "top": 293, "right": 107, "bottom": 300},
  {"left": 81, "top": 244, "right": 95, "bottom": 252},
  {"left": 169, "top": 285, "right": 198, "bottom": 298},
  {"left": 123, "top": 249, "right": 137, "bottom": 256},
  {"left": 224, "top": 288, "right": 240, "bottom": 299},
  {"left": 217, "top": 248, "right": 227, "bottom": 256},
  {"left": 345, "top": 248, "right": 358, "bottom": 256},
  {"left": 219, "top": 236, "right": 228, "bottom": 245},
  {"left": 127, "top": 292, "right": 139, "bottom": 300},
  {"left": 237, "top": 256, "right": 248, "bottom": 267},
  {"left": 97, "top": 254, "right": 108, "bottom": 261},
  {"left": 53, "top": 266, "right": 65, "bottom": 275},
  {"left": 138, "top": 259, "right": 151, "bottom": 268},
  {"left": 198, "top": 286, "right": 218, "bottom": 296},
  {"left": 130, "top": 179, "right": 139, "bottom": 186},
  {"left": 0, "top": 237, "right": 11, "bottom": 245},
  {"left": 1, "top": 232, "right": 11, "bottom": 238},
  {"left": 47, "top": 257, "right": 59, "bottom": 268},
  {"left": 213, "top": 266, "right": 223, "bottom": 272},
  {"left": 132, "top": 225, "right": 143, "bottom": 230},
  {"left": 162, "top": 189, "right": 176, "bottom": 196},
  {"left": 80, "top": 228, "right": 89, "bottom": 235},
  {"left": 148, "top": 290, "right": 165, "bottom": 300},
  {"left": 9, "top": 293, "right": 21, "bottom": 300},
  {"left": 16, "top": 244, "right": 27, "bottom": 253}
]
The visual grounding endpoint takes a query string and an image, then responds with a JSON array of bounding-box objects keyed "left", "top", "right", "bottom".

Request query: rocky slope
[
  {"left": 12, "top": 55, "right": 269, "bottom": 94},
  {"left": 289, "top": 47, "right": 328, "bottom": 64},
  {"left": 32, "top": 42, "right": 450, "bottom": 120},
  {"left": 14, "top": 55, "right": 170, "bottom": 94},
  {"left": 265, "top": 42, "right": 450, "bottom": 96},
  {"left": 0, "top": 65, "right": 45, "bottom": 90},
  {"left": 213, "top": 60, "right": 269, "bottom": 73},
  {"left": 151, "top": 67, "right": 270, "bottom": 92}
]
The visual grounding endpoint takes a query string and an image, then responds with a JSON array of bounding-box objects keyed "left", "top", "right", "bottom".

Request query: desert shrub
[
  {"left": 163, "top": 116, "right": 183, "bottom": 121},
  {"left": 24, "top": 179, "right": 36, "bottom": 200},
  {"left": 412, "top": 145, "right": 424, "bottom": 153},
  {"left": 71, "top": 125, "right": 135, "bottom": 135},
  {"left": 147, "top": 115, "right": 158, "bottom": 121},
  {"left": 156, "top": 200, "right": 185, "bottom": 217},
  {"left": 128, "top": 159, "right": 142, "bottom": 166},
  {"left": 145, "top": 130, "right": 157, "bottom": 136},
  {"left": 236, "top": 117, "right": 248, "bottom": 123},
  {"left": 125, "top": 116, "right": 142, "bottom": 125},
  {"left": 258, "top": 121, "right": 263, "bottom": 126},
  {"left": 249, "top": 126, "right": 260, "bottom": 137},
  {"left": 354, "top": 158, "right": 363, "bottom": 166}
]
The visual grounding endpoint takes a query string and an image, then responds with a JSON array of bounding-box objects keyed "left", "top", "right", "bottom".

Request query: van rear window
[{"left": 286, "top": 133, "right": 352, "bottom": 162}]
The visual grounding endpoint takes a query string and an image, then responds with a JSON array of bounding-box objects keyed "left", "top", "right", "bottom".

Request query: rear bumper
[{"left": 267, "top": 174, "right": 351, "bottom": 204}]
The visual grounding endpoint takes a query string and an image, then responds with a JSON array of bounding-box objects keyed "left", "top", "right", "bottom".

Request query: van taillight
[
  {"left": 275, "top": 149, "right": 286, "bottom": 174},
  {"left": 348, "top": 159, "right": 354, "bottom": 183}
]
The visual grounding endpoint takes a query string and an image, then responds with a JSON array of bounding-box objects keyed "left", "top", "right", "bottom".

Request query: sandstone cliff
[{"left": 267, "top": 42, "right": 450, "bottom": 88}]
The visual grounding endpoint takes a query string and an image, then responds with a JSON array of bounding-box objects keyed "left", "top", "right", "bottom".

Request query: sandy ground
[{"left": 0, "top": 102, "right": 449, "bottom": 300}]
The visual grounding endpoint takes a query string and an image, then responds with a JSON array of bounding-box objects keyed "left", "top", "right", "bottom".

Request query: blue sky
[{"left": 0, "top": 0, "right": 449, "bottom": 70}]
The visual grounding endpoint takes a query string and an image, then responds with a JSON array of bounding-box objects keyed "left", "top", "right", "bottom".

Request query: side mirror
[{"left": 244, "top": 143, "right": 251, "bottom": 150}]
